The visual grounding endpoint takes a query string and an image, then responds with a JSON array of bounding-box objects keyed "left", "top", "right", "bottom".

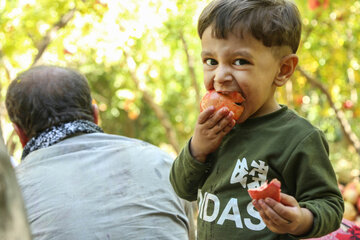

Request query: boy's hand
[
  {"left": 252, "top": 193, "right": 314, "bottom": 236},
  {"left": 190, "top": 106, "right": 235, "bottom": 163}
]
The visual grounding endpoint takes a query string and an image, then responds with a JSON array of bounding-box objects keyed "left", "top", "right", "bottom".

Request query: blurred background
[{"left": 0, "top": 0, "right": 359, "bottom": 221}]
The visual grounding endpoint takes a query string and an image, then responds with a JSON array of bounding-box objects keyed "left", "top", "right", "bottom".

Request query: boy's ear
[
  {"left": 274, "top": 54, "right": 299, "bottom": 87},
  {"left": 13, "top": 124, "right": 29, "bottom": 148}
]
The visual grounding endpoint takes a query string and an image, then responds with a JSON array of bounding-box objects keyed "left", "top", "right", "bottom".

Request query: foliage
[{"left": 0, "top": 0, "right": 359, "bottom": 179}]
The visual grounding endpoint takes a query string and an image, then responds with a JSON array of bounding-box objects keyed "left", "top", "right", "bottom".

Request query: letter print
[
  {"left": 230, "top": 158, "right": 248, "bottom": 188},
  {"left": 247, "top": 160, "right": 268, "bottom": 189}
]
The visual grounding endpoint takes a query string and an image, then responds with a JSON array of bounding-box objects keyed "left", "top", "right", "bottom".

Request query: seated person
[{"left": 5, "top": 65, "right": 194, "bottom": 240}]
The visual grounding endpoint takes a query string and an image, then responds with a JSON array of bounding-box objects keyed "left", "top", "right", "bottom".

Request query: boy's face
[{"left": 201, "top": 26, "right": 284, "bottom": 123}]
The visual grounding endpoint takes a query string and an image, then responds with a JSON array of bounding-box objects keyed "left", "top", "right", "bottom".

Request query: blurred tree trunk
[{"left": 180, "top": 31, "right": 201, "bottom": 106}]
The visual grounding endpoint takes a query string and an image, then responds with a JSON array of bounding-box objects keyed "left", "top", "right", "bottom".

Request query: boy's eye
[
  {"left": 234, "top": 59, "right": 250, "bottom": 65},
  {"left": 205, "top": 59, "right": 218, "bottom": 66}
]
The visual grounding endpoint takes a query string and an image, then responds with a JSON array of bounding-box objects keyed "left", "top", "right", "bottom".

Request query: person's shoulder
[
  {"left": 92, "top": 133, "right": 176, "bottom": 172},
  {"left": 73, "top": 132, "right": 149, "bottom": 146},
  {"left": 280, "top": 107, "right": 326, "bottom": 142},
  {"left": 283, "top": 107, "right": 320, "bottom": 131},
  {"left": 94, "top": 132, "right": 162, "bottom": 148},
  {"left": 81, "top": 132, "right": 173, "bottom": 159}
]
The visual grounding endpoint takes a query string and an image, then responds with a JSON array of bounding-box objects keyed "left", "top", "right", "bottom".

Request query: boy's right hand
[{"left": 190, "top": 106, "right": 236, "bottom": 163}]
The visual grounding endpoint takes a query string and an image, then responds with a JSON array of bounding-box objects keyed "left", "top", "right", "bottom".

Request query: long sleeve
[
  {"left": 282, "top": 130, "right": 344, "bottom": 238},
  {"left": 170, "top": 140, "right": 212, "bottom": 201}
]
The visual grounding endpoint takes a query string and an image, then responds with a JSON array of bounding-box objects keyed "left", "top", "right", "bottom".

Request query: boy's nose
[{"left": 214, "top": 65, "right": 233, "bottom": 85}]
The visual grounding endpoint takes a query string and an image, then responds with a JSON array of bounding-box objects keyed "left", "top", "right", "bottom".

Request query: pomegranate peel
[
  {"left": 200, "top": 90, "right": 245, "bottom": 121},
  {"left": 248, "top": 178, "right": 281, "bottom": 202}
]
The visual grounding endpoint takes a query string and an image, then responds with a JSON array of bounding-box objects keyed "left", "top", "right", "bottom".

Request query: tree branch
[
  {"left": 31, "top": 8, "right": 76, "bottom": 66},
  {"left": 123, "top": 51, "right": 180, "bottom": 153},
  {"left": 297, "top": 66, "right": 360, "bottom": 155}
]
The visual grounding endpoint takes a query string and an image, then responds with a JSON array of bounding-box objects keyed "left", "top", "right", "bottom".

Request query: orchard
[{"left": 0, "top": 0, "right": 359, "bottom": 230}]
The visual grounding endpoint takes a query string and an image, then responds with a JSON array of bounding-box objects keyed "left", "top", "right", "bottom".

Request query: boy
[{"left": 169, "top": 0, "right": 344, "bottom": 239}]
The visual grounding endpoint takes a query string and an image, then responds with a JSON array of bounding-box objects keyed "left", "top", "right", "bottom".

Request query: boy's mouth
[
  {"left": 217, "top": 91, "right": 245, "bottom": 105},
  {"left": 200, "top": 90, "right": 245, "bottom": 121}
]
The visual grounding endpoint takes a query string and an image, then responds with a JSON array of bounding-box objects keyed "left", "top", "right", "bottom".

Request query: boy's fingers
[
  {"left": 216, "top": 117, "right": 235, "bottom": 135},
  {"left": 204, "top": 107, "right": 231, "bottom": 129},
  {"left": 262, "top": 198, "right": 292, "bottom": 225},
  {"left": 198, "top": 106, "right": 216, "bottom": 124},
  {"left": 279, "top": 193, "right": 298, "bottom": 207},
  {"left": 265, "top": 197, "right": 297, "bottom": 224},
  {"left": 253, "top": 200, "right": 271, "bottom": 223}
]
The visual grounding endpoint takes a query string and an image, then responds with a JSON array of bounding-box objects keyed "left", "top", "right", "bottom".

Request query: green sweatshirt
[{"left": 170, "top": 106, "right": 344, "bottom": 240}]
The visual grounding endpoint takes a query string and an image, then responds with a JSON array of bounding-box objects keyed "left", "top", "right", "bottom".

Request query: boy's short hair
[{"left": 198, "top": 0, "right": 302, "bottom": 54}]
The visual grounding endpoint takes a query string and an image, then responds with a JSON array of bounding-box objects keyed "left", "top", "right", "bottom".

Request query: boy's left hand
[{"left": 252, "top": 193, "right": 314, "bottom": 236}]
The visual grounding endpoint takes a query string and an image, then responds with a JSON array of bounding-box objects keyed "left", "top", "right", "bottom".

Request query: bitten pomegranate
[{"left": 200, "top": 90, "right": 245, "bottom": 121}]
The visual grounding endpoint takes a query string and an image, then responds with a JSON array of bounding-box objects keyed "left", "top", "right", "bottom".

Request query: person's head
[
  {"left": 197, "top": 0, "right": 301, "bottom": 123},
  {"left": 6, "top": 65, "right": 99, "bottom": 147}
]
